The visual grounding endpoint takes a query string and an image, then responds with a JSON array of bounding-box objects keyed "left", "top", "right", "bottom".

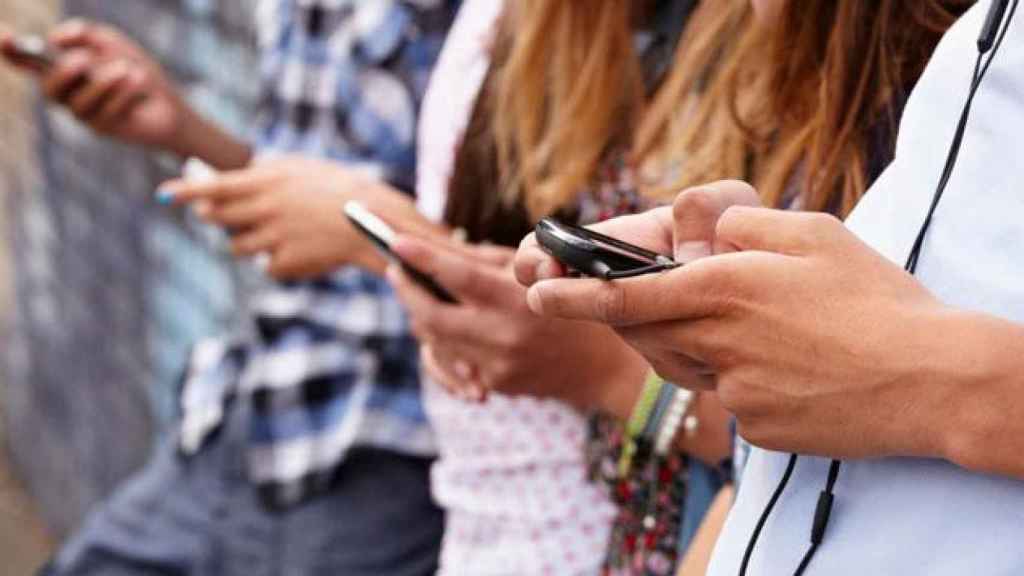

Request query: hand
[
  {"left": 516, "top": 180, "right": 762, "bottom": 390},
  {"left": 160, "top": 155, "right": 437, "bottom": 280},
  {"left": 0, "top": 20, "right": 249, "bottom": 169},
  {"left": 387, "top": 235, "right": 650, "bottom": 414},
  {"left": 2, "top": 21, "right": 182, "bottom": 146},
  {"left": 525, "top": 195, "right": 955, "bottom": 461}
]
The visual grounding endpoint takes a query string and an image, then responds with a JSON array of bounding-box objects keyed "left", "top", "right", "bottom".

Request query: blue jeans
[{"left": 45, "top": 395, "right": 443, "bottom": 576}]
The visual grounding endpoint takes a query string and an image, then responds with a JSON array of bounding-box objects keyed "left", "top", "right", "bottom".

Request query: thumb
[{"left": 672, "top": 180, "right": 761, "bottom": 262}]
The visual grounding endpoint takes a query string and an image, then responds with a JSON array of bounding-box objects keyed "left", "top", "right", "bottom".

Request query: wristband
[
  {"left": 619, "top": 371, "right": 666, "bottom": 477},
  {"left": 655, "top": 387, "right": 696, "bottom": 456}
]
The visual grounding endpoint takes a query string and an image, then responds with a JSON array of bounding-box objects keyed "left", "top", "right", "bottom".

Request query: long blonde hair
[{"left": 487, "top": 0, "right": 967, "bottom": 220}]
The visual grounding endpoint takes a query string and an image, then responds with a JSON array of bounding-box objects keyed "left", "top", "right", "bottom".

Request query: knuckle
[
  {"left": 594, "top": 284, "right": 627, "bottom": 324},
  {"left": 686, "top": 260, "right": 737, "bottom": 310},
  {"left": 674, "top": 186, "right": 720, "bottom": 221},
  {"left": 714, "top": 205, "right": 750, "bottom": 242}
]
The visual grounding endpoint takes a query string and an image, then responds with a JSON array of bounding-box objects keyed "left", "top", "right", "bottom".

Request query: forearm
[
  {"left": 928, "top": 309, "right": 1024, "bottom": 479},
  {"left": 677, "top": 485, "right": 734, "bottom": 576},
  {"left": 173, "top": 107, "right": 252, "bottom": 171}
]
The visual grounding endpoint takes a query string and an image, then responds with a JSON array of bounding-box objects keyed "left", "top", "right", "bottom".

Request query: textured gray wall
[{"left": 1, "top": 0, "right": 258, "bottom": 539}]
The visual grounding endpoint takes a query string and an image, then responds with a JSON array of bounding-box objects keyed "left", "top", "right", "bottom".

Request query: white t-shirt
[
  {"left": 709, "top": 2, "right": 1024, "bottom": 574},
  {"left": 416, "top": 2, "right": 616, "bottom": 574}
]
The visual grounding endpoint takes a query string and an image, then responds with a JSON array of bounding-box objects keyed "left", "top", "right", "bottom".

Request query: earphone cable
[
  {"left": 737, "top": 453, "right": 799, "bottom": 576},
  {"left": 907, "top": 0, "right": 1019, "bottom": 274},
  {"left": 736, "top": 3, "right": 1018, "bottom": 574}
]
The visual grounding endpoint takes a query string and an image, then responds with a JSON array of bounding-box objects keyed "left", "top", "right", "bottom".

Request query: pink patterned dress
[{"left": 415, "top": 2, "right": 616, "bottom": 574}]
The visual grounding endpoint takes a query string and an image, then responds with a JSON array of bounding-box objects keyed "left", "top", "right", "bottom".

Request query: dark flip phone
[{"left": 535, "top": 218, "right": 679, "bottom": 280}]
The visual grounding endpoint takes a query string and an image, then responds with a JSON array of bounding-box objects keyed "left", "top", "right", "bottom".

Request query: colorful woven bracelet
[{"left": 618, "top": 371, "right": 666, "bottom": 477}]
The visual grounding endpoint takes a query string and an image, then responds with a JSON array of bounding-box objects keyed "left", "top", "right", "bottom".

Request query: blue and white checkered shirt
[{"left": 178, "top": 0, "right": 459, "bottom": 508}]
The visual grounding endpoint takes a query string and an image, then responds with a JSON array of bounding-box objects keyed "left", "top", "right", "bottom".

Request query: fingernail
[
  {"left": 535, "top": 260, "right": 560, "bottom": 281},
  {"left": 154, "top": 188, "right": 175, "bottom": 205}
]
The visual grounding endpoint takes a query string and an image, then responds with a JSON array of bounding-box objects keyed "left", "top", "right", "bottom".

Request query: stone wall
[
  {"left": 1, "top": 0, "right": 258, "bottom": 541},
  {"left": 0, "top": 1, "right": 63, "bottom": 570}
]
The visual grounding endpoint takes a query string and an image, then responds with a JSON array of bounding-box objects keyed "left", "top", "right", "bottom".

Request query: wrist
[
  {"left": 931, "top": 310, "right": 1024, "bottom": 474},
  {"left": 172, "top": 107, "right": 251, "bottom": 170}
]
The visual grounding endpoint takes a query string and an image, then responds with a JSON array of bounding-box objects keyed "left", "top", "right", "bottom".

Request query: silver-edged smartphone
[{"left": 344, "top": 201, "right": 457, "bottom": 303}]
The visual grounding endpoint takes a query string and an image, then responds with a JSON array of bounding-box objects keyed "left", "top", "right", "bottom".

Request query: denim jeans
[{"left": 44, "top": 394, "right": 443, "bottom": 576}]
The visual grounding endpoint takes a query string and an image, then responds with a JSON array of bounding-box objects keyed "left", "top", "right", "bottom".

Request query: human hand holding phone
[
  {"left": 159, "top": 155, "right": 440, "bottom": 280},
  {"left": 0, "top": 20, "right": 250, "bottom": 170},
  {"left": 386, "top": 233, "right": 652, "bottom": 410},
  {"left": 515, "top": 180, "right": 763, "bottom": 288},
  {"left": 514, "top": 181, "right": 763, "bottom": 392}
]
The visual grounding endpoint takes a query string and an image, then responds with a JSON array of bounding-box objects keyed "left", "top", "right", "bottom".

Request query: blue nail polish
[{"left": 155, "top": 189, "right": 175, "bottom": 205}]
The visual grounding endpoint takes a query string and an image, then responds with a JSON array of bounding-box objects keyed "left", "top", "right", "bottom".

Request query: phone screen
[{"left": 344, "top": 202, "right": 457, "bottom": 303}]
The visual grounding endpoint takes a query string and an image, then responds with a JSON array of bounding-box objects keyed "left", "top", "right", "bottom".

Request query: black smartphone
[
  {"left": 535, "top": 218, "right": 679, "bottom": 280},
  {"left": 344, "top": 201, "right": 458, "bottom": 304},
  {"left": 7, "top": 35, "right": 58, "bottom": 69}
]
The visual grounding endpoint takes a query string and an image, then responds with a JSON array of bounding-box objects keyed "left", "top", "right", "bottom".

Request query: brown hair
[
  {"left": 640, "top": 0, "right": 968, "bottom": 215},
  {"left": 446, "top": 0, "right": 968, "bottom": 243}
]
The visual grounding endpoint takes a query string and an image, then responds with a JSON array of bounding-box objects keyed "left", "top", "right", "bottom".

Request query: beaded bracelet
[
  {"left": 618, "top": 371, "right": 666, "bottom": 477},
  {"left": 655, "top": 387, "right": 695, "bottom": 456}
]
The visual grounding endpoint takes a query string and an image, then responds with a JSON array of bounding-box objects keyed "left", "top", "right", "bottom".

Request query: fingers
[
  {"left": 715, "top": 206, "right": 844, "bottom": 255},
  {"left": 205, "top": 196, "right": 276, "bottom": 230},
  {"left": 421, "top": 346, "right": 487, "bottom": 403},
  {"left": 49, "top": 19, "right": 97, "bottom": 50},
  {"left": 266, "top": 246, "right": 319, "bottom": 281},
  {"left": 526, "top": 252, "right": 776, "bottom": 325},
  {"left": 387, "top": 263, "right": 514, "bottom": 344},
  {"left": 92, "top": 68, "right": 148, "bottom": 126},
  {"left": 673, "top": 181, "right": 761, "bottom": 261},
  {"left": 159, "top": 171, "right": 267, "bottom": 205},
  {"left": 404, "top": 233, "right": 514, "bottom": 268},
  {"left": 514, "top": 208, "right": 675, "bottom": 287},
  {"left": 64, "top": 59, "right": 131, "bottom": 119},
  {"left": 587, "top": 208, "right": 677, "bottom": 254},
  {"left": 466, "top": 243, "right": 515, "bottom": 267},
  {"left": 617, "top": 317, "right": 726, "bottom": 379},
  {"left": 513, "top": 233, "right": 567, "bottom": 287},
  {"left": 41, "top": 49, "right": 92, "bottom": 103},
  {"left": 230, "top": 226, "right": 280, "bottom": 258},
  {"left": 392, "top": 236, "right": 525, "bottom": 308}
]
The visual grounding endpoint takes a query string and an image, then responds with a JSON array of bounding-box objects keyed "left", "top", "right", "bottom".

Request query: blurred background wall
[
  {"left": 0, "top": 0, "right": 259, "bottom": 569},
  {"left": 0, "top": 2, "right": 61, "bottom": 571}
]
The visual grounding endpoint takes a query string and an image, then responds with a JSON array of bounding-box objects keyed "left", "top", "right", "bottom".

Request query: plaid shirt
[{"left": 178, "top": 0, "right": 459, "bottom": 508}]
